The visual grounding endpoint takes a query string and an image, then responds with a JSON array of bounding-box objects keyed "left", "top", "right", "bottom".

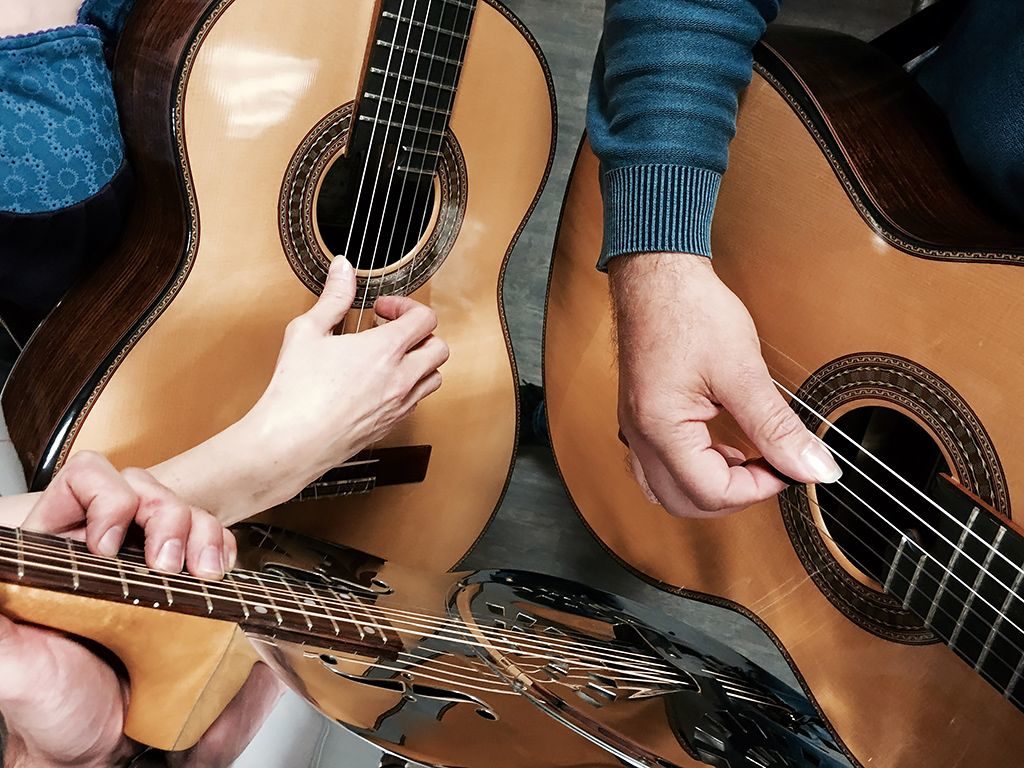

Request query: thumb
[
  {"left": 718, "top": 365, "right": 842, "bottom": 486},
  {"left": 304, "top": 257, "right": 357, "bottom": 331}
]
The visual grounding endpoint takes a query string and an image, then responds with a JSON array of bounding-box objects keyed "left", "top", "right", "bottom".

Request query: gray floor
[{"left": 1, "top": 2, "right": 913, "bottom": 765}]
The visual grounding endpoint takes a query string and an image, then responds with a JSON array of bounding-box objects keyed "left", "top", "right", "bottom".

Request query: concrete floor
[{"left": 0, "top": 1, "right": 913, "bottom": 765}]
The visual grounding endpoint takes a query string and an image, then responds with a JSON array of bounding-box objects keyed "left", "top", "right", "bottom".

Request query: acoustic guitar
[
  {"left": 0, "top": 522, "right": 853, "bottom": 766},
  {"left": 544, "top": 24, "right": 1024, "bottom": 768},
  {"left": 2, "top": 0, "right": 555, "bottom": 571}
]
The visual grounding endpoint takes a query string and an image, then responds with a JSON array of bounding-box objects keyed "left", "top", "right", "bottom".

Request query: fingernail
[
  {"left": 335, "top": 256, "right": 353, "bottom": 274},
  {"left": 97, "top": 526, "right": 125, "bottom": 557},
  {"left": 223, "top": 546, "right": 236, "bottom": 572},
  {"left": 155, "top": 539, "right": 184, "bottom": 573},
  {"left": 199, "top": 546, "right": 224, "bottom": 578},
  {"left": 801, "top": 439, "right": 843, "bottom": 483}
]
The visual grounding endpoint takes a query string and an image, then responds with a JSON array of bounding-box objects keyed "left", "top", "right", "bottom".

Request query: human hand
[
  {"left": 1, "top": 452, "right": 242, "bottom": 767},
  {"left": 610, "top": 252, "right": 841, "bottom": 518},
  {"left": 24, "top": 451, "right": 236, "bottom": 580},
  {"left": 241, "top": 257, "right": 449, "bottom": 501}
]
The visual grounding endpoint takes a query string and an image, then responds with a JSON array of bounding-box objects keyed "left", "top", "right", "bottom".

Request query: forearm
[
  {"left": 148, "top": 409, "right": 317, "bottom": 527},
  {"left": 589, "top": 0, "right": 780, "bottom": 268}
]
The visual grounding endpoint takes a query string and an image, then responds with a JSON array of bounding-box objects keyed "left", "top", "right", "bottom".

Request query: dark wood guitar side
[
  {"left": 3, "top": 0, "right": 557, "bottom": 572},
  {"left": 544, "top": 25, "right": 1024, "bottom": 768}
]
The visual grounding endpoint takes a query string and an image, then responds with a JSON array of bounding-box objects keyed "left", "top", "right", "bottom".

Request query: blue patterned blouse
[{"left": 0, "top": 0, "right": 136, "bottom": 341}]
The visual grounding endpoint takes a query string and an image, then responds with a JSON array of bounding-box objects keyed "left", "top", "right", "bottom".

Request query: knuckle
[
  {"left": 757, "top": 404, "right": 805, "bottom": 445},
  {"left": 285, "top": 315, "right": 314, "bottom": 338}
]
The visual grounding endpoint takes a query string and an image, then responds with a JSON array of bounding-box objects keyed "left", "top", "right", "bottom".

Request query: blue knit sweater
[{"left": 588, "top": 0, "right": 1024, "bottom": 268}]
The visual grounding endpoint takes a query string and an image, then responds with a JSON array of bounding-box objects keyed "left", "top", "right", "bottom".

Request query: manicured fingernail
[
  {"left": 155, "top": 539, "right": 184, "bottom": 573},
  {"left": 199, "top": 546, "right": 224, "bottom": 578},
  {"left": 97, "top": 526, "right": 125, "bottom": 557},
  {"left": 335, "top": 256, "right": 352, "bottom": 274},
  {"left": 801, "top": 439, "right": 843, "bottom": 484}
]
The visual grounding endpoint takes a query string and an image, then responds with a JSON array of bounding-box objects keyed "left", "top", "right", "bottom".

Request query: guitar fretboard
[{"left": 0, "top": 526, "right": 397, "bottom": 657}]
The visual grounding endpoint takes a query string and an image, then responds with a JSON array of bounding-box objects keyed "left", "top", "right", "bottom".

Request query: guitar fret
[
  {"left": 198, "top": 580, "right": 214, "bottom": 614},
  {"left": 380, "top": 11, "right": 470, "bottom": 41},
  {"left": 115, "top": 558, "right": 129, "bottom": 598},
  {"left": 161, "top": 575, "right": 174, "bottom": 608},
  {"left": 66, "top": 538, "right": 79, "bottom": 590},
  {"left": 396, "top": 165, "right": 435, "bottom": 177},
  {"left": 980, "top": 565, "right": 1024, "bottom": 672},
  {"left": 369, "top": 68, "right": 456, "bottom": 94},
  {"left": 226, "top": 575, "right": 251, "bottom": 620},
  {"left": 279, "top": 577, "right": 313, "bottom": 631},
  {"left": 352, "top": 593, "right": 388, "bottom": 645},
  {"left": 376, "top": 40, "right": 464, "bottom": 68},
  {"left": 884, "top": 537, "right": 909, "bottom": 593},
  {"left": 307, "top": 584, "right": 341, "bottom": 636},
  {"left": 903, "top": 553, "right": 929, "bottom": 610},
  {"left": 440, "top": 0, "right": 474, "bottom": 10},
  {"left": 926, "top": 508, "right": 978, "bottom": 627},
  {"left": 253, "top": 574, "right": 284, "bottom": 626},
  {"left": 338, "top": 593, "right": 366, "bottom": 641},
  {"left": 15, "top": 528, "right": 24, "bottom": 580},
  {"left": 950, "top": 527, "right": 1005, "bottom": 649},
  {"left": 358, "top": 115, "right": 446, "bottom": 137},
  {"left": 363, "top": 92, "right": 450, "bottom": 116}
]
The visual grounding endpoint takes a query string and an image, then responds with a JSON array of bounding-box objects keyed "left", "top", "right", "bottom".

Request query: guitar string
[
  {"left": 360, "top": 0, "right": 442, "bottom": 310},
  {"left": 0, "top": 536, "right": 682, "bottom": 677},
  {"left": 395, "top": 0, "right": 475, "bottom": 301},
  {"left": 777, "top": 378, "right": 1024, "bottom": 588},
  {"left": 6, "top": 529, "right": 666, "bottom": 666},
  {"left": 352, "top": 0, "right": 429, "bottom": 333},
  {"left": 399, "top": 0, "right": 473, "bottom": 300},
  {"left": 5, "top": 523, "right": 1021, "bottom": 694},
  {"left": 793, "top": 481, "right": 1024, "bottom": 697},
  {"left": 0, "top": 548, "right": 693, "bottom": 688},
  {"left": 339, "top": 0, "right": 411, "bottom": 293},
  {"left": 775, "top": 378, "right": 1024, "bottom": 632},
  {"left": 14, "top": 492, "right": 1024, "bottom": 701}
]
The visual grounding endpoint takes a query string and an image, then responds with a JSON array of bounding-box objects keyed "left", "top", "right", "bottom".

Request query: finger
[
  {"left": 627, "top": 449, "right": 659, "bottom": 504},
  {"left": 711, "top": 443, "right": 747, "bottom": 467},
  {"left": 400, "top": 370, "right": 442, "bottom": 411},
  {"left": 372, "top": 297, "right": 437, "bottom": 350},
  {"left": 121, "top": 468, "right": 191, "bottom": 574},
  {"left": 24, "top": 452, "right": 138, "bottom": 557},
  {"left": 630, "top": 421, "right": 789, "bottom": 516},
  {"left": 303, "top": 257, "right": 356, "bottom": 332},
  {"left": 185, "top": 509, "right": 228, "bottom": 581},
  {"left": 223, "top": 528, "right": 238, "bottom": 572},
  {"left": 399, "top": 335, "right": 449, "bottom": 379},
  {"left": 716, "top": 363, "right": 842, "bottom": 485}
]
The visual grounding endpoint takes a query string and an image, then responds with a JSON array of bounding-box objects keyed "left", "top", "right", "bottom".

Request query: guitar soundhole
[
  {"left": 779, "top": 352, "right": 1008, "bottom": 643},
  {"left": 316, "top": 154, "right": 437, "bottom": 271},
  {"left": 818, "top": 407, "right": 951, "bottom": 590}
]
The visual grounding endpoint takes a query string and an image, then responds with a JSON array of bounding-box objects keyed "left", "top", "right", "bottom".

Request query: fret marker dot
[
  {"left": 153, "top": 602, "right": 160, "bottom": 608},
  {"left": 365, "top": 626, "right": 376, "bottom": 635},
  {"left": 255, "top": 605, "right": 268, "bottom": 615},
  {"left": 132, "top": 599, "right": 139, "bottom": 605}
]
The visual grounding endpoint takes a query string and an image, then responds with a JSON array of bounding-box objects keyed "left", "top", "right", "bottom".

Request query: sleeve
[{"left": 587, "top": 0, "right": 780, "bottom": 269}]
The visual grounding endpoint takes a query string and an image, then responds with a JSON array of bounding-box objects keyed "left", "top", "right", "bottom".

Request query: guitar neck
[
  {"left": 0, "top": 526, "right": 396, "bottom": 659},
  {"left": 876, "top": 478, "right": 1024, "bottom": 708}
]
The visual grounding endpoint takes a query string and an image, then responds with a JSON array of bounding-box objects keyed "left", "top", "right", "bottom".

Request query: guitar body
[
  {"left": 545, "top": 27, "right": 1024, "bottom": 768},
  {"left": 2, "top": 0, "right": 555, "bottom": 571}
]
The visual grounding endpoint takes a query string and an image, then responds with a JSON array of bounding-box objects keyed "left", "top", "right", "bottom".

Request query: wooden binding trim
[
  {"left": 2, "top": 0, "right": 216, "bottom": 483},
  {"left": 757, "top": 25, "right": 1024, "bottom": 262}
]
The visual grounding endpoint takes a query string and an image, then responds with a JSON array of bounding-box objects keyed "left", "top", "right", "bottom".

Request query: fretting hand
[
  {"left": 610, "top": 252, "right": 842, "bottom": 517},
  {"left": 1, "top": 452, "right": 277, "bottom": 768}
]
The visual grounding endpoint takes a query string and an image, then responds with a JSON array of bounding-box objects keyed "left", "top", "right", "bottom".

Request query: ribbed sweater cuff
[{"left": 597, "top": 165, "right": 722, "bottom": 271}]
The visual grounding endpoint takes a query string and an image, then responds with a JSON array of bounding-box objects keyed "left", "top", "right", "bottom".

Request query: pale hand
[
  {"left": 241, "top": 257, "right": 449, "bottom": 501},
  {"left": 610, "top": 252, "right": 842, "bottom": 517},
  {"left": 1, "top": 453, "right": 278, "bottom": 767}
]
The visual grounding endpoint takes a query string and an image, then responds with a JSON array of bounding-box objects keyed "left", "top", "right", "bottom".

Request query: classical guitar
[
  {"left": 544, "top": 24, "right": 1024, "bottom": 768},
  {"left": 0, "top": 523, "right": 851, "bottom": 767},
  {"left": 2, "top": 0, "right": 555, "bottom": 571}
]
